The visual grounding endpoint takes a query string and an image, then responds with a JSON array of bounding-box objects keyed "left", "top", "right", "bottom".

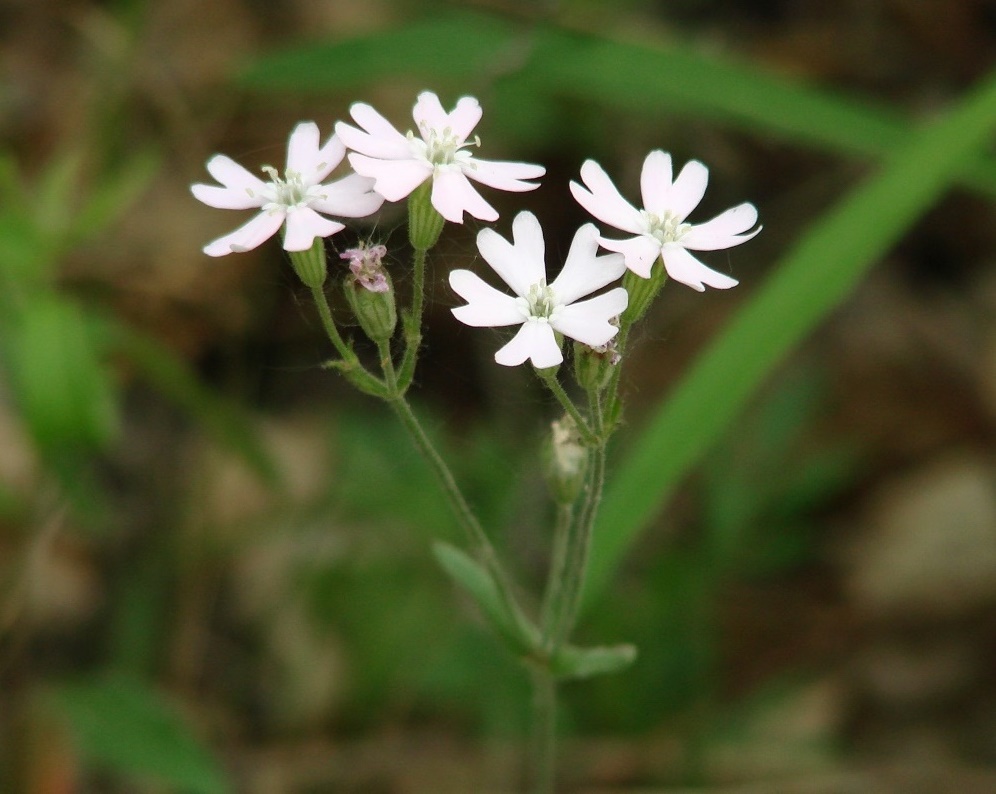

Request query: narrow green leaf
[
  {"left": 433, "top": 541, "right": 538, "bottom": 655},
  {"left": 238, "top": 12, "right": 996, "bottom": 199},
  {"left": 238, "top": 12, "right": 519, "bottom": 92},
  {"left": 583, "top": 68, "right": 996, "bottom": 610},
  {"left": 551, "top": 643, "right": 637, "bottom": 680},
  {"left": 529, "top": 27, "right": 996, "bottom": 198},
  {"left": 106, "top": 321, "right": 279, "bottom": 485},
  {"left": 56, "top": 676, "right": 229, "bottom": 794},
  {"left": 4, "top": 295, "right": 118, "bottom": 452}
]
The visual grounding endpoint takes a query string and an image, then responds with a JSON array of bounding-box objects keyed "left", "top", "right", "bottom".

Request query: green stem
[
  {"left": 536, "top": 368, "right": 597, "bottom": 444},
  {"left": 544, "top": 393, "right": 608, "bottom": 650},
  {"left": 530, "top": 667, "right": 557, "bottom": 794},
  {"left": 540, "top": 503, "right": 574, "bottom": 640},
  {"left": 310, "top": 286, "right": 387, "bottom": 397},
  {"left": 380, "top": 352, "right": 522, "bottom": 622},
  {"left": 603, "top": 323, "right": 630, "bottom": 427},
  {"left": 397, "top": 246, "right": 427, "bottom": 392},
  {"left": 309, "top": 284, "right": 354, "bottom": 362}
]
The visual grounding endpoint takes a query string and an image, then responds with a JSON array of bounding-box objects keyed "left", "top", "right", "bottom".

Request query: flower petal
[
  {"left": 313, "top": 133, "right": 347, "bottom": 183},
  {"left": 476, "top": 212, "right": 544, "bottom": 296},
  {"left": 446, "top": 96, "right": 483, "bottom": 143},
  {"left": 310, "top": 173, "right": 384, "bottom": 218},
  {"left": 202, "top": 210, "right": 285, "bottom": 257},
  {"left": 286, "top": 122, "right": 321, "bottom": 178},
  {"left": 412, "top": 91, "right": 449, "bottom": 134},
  {"left": 336, "top": 105, "right": 411, "bottom": 159},
  {"left": 681, "top": 203, "right": 761, "bottom": 251},
  {"left": 495, "top": 321, "right": 562, "bottom": 368},
  {"left": 191, "top": 183, "right": 263, "bottom": 210},
  {"left": 661, "top": 242, "right": 738, "bottom": 291},
  {"left": 465, "top": 158, "right": 545, "bottom": 192},
  {"left": 431, "top": 168, "right": 497, "bottom": 223},
  {"left": 640, "top": 150, "right": 673, "bottom": 215},
  {"left": 552, "top": 287, "right": 628, "bottom": 346},
  {"left": 570, "top": 160, "right": 643, "bottom": 235},
  {"left": 449, "top": 269, "right": 524, "bottom": 327},
  {"left": 668, "top": 159, "right": 708, "bottom": 221},
  {"left": 551, "top": 224, "right": 626, "bottom": 305},
  {"left": 348, "top": 153, "right": 431, "bottom": 201},
  {"left": 351, "top": 102, "right": 408, "bottom": 140},
  {"left": 597, "top": 234, "right": 662, "bottom": 279},
  {"left": 206, "top": 155, "right": 267, "bottom": 194},
  {"left": 283, "top": 207, "right": 344, "bottom": 251}
]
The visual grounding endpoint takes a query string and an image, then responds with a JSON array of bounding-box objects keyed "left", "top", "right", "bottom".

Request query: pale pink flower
[
  {"left": 341, "top": 243, "right": 389, "bottom": 293},
  {"left": 570, "top": 150, "right": 760, "bottom": 291},
  {"left": 335, "top": 91, "right": 545, "bottom": 223},
  {"left": 449, "top": 212, "right": 628, "bottom": 368},
  {"left": 192, "top": 122, "right": 384, "bottom": 256}
]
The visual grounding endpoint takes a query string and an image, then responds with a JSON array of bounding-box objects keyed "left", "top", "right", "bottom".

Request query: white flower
[
  {"left": 335, "top": 91, "right": 545, "bottom": 223},
  {"left": 191, "top": 122, "right": 384, "bottom": 257},
  {"left": 570, "top": 150, "right": 760, "bottom": 291},
  {"left": 449, "top": 211, "right": 628, "bottom": 368}
]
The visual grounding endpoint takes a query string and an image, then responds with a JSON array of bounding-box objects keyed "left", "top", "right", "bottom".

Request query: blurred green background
[{"left": 2, "top": 0, "right": 996, "bottom": 791}]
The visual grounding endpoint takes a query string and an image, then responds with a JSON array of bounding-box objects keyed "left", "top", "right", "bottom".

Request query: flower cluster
[{"left": 192, "top": 91, "right": 760, "bottom": 367}]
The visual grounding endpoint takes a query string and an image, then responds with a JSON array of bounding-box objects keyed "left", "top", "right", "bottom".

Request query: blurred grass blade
[
  {"left": 238, "top": 12, "right": 519, "bottom": 91},
  {"left": 57, "top": 676, "right": 228, "bottom": 794},
  {"left": 530, "top": 27, "right": 996, "bottom": 197},
  {"left": 107, "top": 322, "right": 279, "bottom": 485},
  {"left": 433, "top": 541, "right": 539, "bottom": 656},
  {"left": 237, "top": 11, "right": 996, "bottom": 199},
  {"left": 551, "top": 642, "right": 637, "bottom": 680},
  {"left": 5, "top": 295, "right": 118, "bottom": 453},
  {"left": 583, "top": 68, "right": 996, "bottom": 610}
]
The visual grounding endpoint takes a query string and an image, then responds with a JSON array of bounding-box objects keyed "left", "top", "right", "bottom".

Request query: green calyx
[
  {"left": 407, "top": 181, "right": 445, "bottom": 251},
  {"left": 288, "top": 238, "right": 328, "bottom": 289},
  {"left": 620, "top": 259, "right": 667, "bottom": 327},
  {"left": 343, "top": 275, "right": 397, "bottom": 343}
]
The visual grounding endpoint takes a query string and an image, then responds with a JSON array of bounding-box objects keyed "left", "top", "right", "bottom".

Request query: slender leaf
[
  {"left": 56, "top": 676, "right": 229, "bottom": 794},
  {"left": 433, "top": 541, "right": 539, "bottom": 655},
  {"left": 583, "top": 68, "right": 996, "bottom": 609},
  {"left": 238, "top": 11, "right": 996, "bottom": 199},
  {"left": 551, "top": 643, "right": 637, "bottom": 680},
  {"left": 106, "top": 321, "right": 279, "bottom": 485},
  {"left": 238, "top": 12, "right": 520, "bottom": 91}
]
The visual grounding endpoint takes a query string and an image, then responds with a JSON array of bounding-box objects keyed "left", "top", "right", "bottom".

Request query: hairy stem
[{"left": 397, "top": 246, "right": 427, "bottom": 392}]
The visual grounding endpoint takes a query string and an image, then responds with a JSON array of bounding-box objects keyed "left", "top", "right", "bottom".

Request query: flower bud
[
  {"left": 407, "top": 181, "right": 445, "bottom": 251},
  {"left": 573, "top": 333, "right": 620, "bottom": 393},
  {"left": 341, "top": 243, "right": 390, "bottom": 293},
  {"left": 288, "top": 237, "right": 328, "bottom": 288},
  {"left": 342, "top": 246, "right": 397, "bottom": 344},
  {"left": 543, "top": 416, "right": 589, "bottom": 505}
]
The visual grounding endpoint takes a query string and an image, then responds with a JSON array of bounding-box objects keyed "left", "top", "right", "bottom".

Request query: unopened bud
[
  {"left": 573, "top": 324, "right": 621, "bottom": 393},
  {"left": 543, "top": 416, "right": 589, "bottom": 505},
  {"left": 343, "top": 246, "right": 397, "bottom": 343}
]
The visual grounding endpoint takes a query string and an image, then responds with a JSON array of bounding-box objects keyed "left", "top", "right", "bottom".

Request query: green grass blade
[
  {"left": 237, "top": 12, "right": 996, "bottom": 198},
  {"left": 530, "top": 27, "right": 996, "bottom": 197},
  {"left": 237, "top": 12, "right": 519, "bottom": 91},
  {"left": 582, "top": 68, "right": 996, "bottom": 610}
]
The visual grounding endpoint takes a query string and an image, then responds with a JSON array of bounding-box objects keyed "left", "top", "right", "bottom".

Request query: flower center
[
  {"left": 261, "top": 166, "right": 316, "bottom": 210},
  {"left": 409, "top": 126, "right": 480, "bottom": 168},
  {"left": 517, "top": 280, "right": 559, "bottom": 321},
  {"left": 643, "top": 210, "right": 691, "bottom": 244}
]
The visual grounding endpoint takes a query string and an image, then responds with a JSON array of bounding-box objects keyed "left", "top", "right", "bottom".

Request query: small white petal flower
[
  {"left": 191, "top": 122, "right": 385, "bottom": 257},
  {"left": 336, "top": 91, "right": 545, "bottom": 224},
  {"left": 450, "top": 211, "right": 628, "bottom": 368},
  {"left": 570, "top": 150, "right": 760, "bottom": 291}
]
